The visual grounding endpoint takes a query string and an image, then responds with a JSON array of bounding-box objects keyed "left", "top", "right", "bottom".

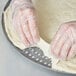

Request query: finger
[
  {"left": 67, "top": 44, "right": 76, "bottom": 59},
  {"left": 21, "top": 18, "right": 34, "bottom": 44},
  {"left": 28, "top": 12, "right": 40, "bottom": 43},
  {"left": 59, "top": 39, "right": 72, "bottom": 60},
  {"left": 18, "top": 24, "right": 30, "bottom": 47},
  {"left": 51, "top": 23, "right": 69, "bottom": 49},
  {"left": 51, "top": 33, "right": 68, "bottom": 57},
  {"left": 12, "top": 15, "right": 19, "bottom": 30}
]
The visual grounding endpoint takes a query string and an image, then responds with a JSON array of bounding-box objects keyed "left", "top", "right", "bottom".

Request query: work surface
[{"left": 0, "top": 0, "right": 75, "bottom": 76}]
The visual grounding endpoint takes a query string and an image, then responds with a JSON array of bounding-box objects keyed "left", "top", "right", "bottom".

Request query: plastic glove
[
  {"left": 11, "top": 0, "right": 40, "bottom": 47},
  {"left": 51, "top": 21, "right": 76, "bottom": 60}
]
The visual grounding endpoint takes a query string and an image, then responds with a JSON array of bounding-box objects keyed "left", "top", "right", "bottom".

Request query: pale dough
[{"left": 3, "top": 0, "right": 76, "bottom": 74}]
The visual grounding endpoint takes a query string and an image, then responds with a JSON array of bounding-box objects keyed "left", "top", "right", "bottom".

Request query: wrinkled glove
[
  {"left": 51, "top": 21, "right": 76, "bottom": 60},
  {"left": 11, "top": 0, "right": 40, "bottom": 47}
]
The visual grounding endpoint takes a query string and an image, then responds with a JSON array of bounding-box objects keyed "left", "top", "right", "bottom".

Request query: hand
[
  {"left": 51, "top": 21, "right": 76, "bottom": 60},
  {"left": 11, "top": 0, "right": 40, "bottom": 47}
]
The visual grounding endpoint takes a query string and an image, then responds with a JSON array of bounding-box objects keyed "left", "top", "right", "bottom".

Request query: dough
[{"left": 3, "top": 0, "right": 76, "bottom": 74}]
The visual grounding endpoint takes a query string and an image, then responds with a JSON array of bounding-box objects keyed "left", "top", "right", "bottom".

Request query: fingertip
[
  {"left": 33, "top": 38, "right": 40, "bottom": 46},
  {"left": 67, "top": 52, "right": 75, "bottom": 60},
  {"left": 51, "top": 49, "right": 60, "bottom": 59},
  {"left": 32, "top": 28, "right": 40, "bottom": 43},
  {"left": 59, "top": 54, "right": 67, "bottom": 60}
]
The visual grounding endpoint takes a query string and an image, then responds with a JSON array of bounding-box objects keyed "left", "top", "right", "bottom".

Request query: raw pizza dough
[{"left": 3, "top": 0, "right": 76, "bottom": 74}]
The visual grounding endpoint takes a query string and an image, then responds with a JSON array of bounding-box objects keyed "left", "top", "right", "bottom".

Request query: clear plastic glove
[
  {"left": 11, "top": 0, "right": 40, "bottom": 47},
  {"left": 51, "top": 21, "right": 76, "bottom": 60}
]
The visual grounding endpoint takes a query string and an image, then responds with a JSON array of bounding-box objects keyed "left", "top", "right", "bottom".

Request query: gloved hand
[
  {"left": 11, "top": 0, "right": 40, "bottom": 47},
  {"left": 51, "top": 21, "right": 76, "bottom": 60}
]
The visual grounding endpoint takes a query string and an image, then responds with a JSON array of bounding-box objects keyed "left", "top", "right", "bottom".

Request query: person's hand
[
  {"left": 11, "top": 0, "right": 40, "bottom": 47},
  {"left": 51, "top": 21, "right": 76, "bottom": 60}
]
